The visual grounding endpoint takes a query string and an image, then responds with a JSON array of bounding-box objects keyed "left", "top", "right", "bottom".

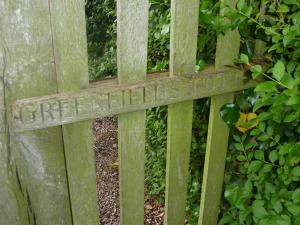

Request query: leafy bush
[
  {"left": 85, "top": 0, "right": 300, "bottom": 224},
  {"left": 219, "top": 1, "right": 300, "bottom": 224},
  {"left": 85, "top": 0, "right": 117, "bottom": 80}
]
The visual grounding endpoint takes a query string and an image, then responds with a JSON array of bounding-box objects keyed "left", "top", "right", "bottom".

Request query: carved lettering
[
  {"left": 156, "top": 84, "right": 165, "bottom": 101},
  {"left": 123, "top": 90, "right": 131, "bottom": 106},
  {"left": 12, "top": 69, "right": 254, "bottom": 132},
  {"left": 60, "top": 99, "right": 76, "bottom": 120},
  {"left": 90, "top": 94, "right": 109, "bottom": 112},
  {"left": 130, "top": 88, "right": 144, "bottom": 105},
  {"left": 109, "top": 92, "right": 123, "bottom": 110},
  {"left": 41, "top": 101, "right": 60, "bottom": 122},
  {"left": 21, "top": 105, "right": 42, "bottom": 125},
  {"left": 76, "top": 96, "right": 92, "bottom": 115},
  {"left": 144, "top": 85, "right": 155, "bottom": 104}
]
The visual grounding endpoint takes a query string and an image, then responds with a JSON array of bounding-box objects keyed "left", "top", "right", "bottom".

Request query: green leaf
[
  {"left": 269, "top": 151, "right": 278, "bottom": 163},
  {"left": 161, "top": 24, "right": 170, "bottom": 35},
  {"left": 237, "top": 155, "right": 247, "bottom": 161},
  {"left": 240, "top": 53, "right": 249, "bottom": 64},
  {"left": 273, "top": 60, "right": 285, "bottom": 81},
  {"left": 255, "top": 150, "right": 264, "bottom": 161},
  {"left": 286, "top": 95, "right": 300, "bottom": 105},
  {"left": 277, "top": 4, "right": 289, "bottom": 12},
  {"left": 292, "top": 188, "right": 300, "bottom": 202},
  {"left": 252, "top": 200, "right": 268, "bottom": 219},
  {"left": 251, "top": 65, "right": 263, "bottom": 79},
  {"left": 248, "top": 160, "right": 263, "bottom": 173},
  {"left": 254, "top": 81, "right": 277, "bottom": 93},
  {"left": 287, "top": 205, "right": 300, "bottom": 216},
  {"left": 220, "top": 103, "right": 240, "bottom": 126},
  {"left": 284, "top": 0, "right": 299, "bottom": 5},
  {"left": 237, "top": 0, "right": 245, "bottom": 11},
  {"left": 276, "top": 218, "right": 291, "bottom": 225},
  {"left": 218, "top": 214, "right": 233, "bottom": 225},
  {"left": 265, "top": 182, "right": 276, "bottom": 193},
  {"left": 273, "top": 201, "right": 283, "bottom": 213},
  {"left": 234, "top": 143, "right": 244, "bottom": 151},
  {"left": 291, "top": 11, "right": 300, "bottom": 25},
  {"left": 292, "top": 166, "right": 300, "bottom": 176}
]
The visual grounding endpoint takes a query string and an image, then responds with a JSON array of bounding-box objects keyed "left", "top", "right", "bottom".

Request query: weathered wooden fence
[{"left": 0, "top": 0, "right": 257, "bottom": 225}]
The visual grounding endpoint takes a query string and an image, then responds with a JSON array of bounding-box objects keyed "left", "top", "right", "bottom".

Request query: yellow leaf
[{"left": 235, "top": 112, "right": 259, "bottom": 133}]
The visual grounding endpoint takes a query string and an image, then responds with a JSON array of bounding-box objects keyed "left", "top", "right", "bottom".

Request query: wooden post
[
  {"left": 0, "top": 0, "right": 87, "bottom": 224},
  {"left": 164, "top": 0, "right": 200, "bottom": 224},
  {"left": 0, "top": 14, "right": 22, "bottom": 223},
  {"left": 198, "top": 0, "right": 241, "bottom": 224},
  {"left": 49, "top": 1, "right": 99, "bottom": 225},
  {"left": 117, "top": 1, "right": 149, "bottom": 224},
  {"left": 0, "top": 0, "right": 98, "bottom": 225}
]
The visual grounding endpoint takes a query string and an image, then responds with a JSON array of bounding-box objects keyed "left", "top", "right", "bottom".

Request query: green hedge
[{"left": 86, "top": 0, "right": 300, "bottom": 224}]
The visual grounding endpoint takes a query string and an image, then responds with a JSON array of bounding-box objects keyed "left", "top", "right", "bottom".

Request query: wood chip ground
[{"left": 93, "top": 118, "right": 164, "bottom": 225}]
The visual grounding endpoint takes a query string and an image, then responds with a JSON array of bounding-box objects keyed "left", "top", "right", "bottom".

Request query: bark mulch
[{"left": 93, "top": 118, "right": 164, "bottom": 225}]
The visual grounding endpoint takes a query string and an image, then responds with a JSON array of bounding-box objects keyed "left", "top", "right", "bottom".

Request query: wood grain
[
  {"left": 1, "top": 0, "right": 73, "bottom": 224},
  {"left": 198, "top": 0, "right": 241, "bottom": 224},
  {"left": 11, "top": 68, "right": 257, "bottom": 132},
  {"left": 117, "top": 1, "right": 148, "bottom": 224},
  {"left": 0, "top": 6, "right": 22, "bottom": 222},
  {"left": 49, "top": 0, "right": 99, "bottom": 225},
  {"left": 164, "top": 1, "right": 199, "bottom": 225}
]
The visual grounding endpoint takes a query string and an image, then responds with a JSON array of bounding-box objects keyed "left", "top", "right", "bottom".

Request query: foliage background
[{"left": 85, "top": 0, "right": 300, "bottom": 224}]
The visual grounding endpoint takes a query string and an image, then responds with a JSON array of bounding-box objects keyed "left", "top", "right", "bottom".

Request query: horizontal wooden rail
[{"left": 11, "top": 67, "right": 256, "bottom": 132}]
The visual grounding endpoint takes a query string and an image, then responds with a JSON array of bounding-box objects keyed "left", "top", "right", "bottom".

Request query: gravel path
[{"left": 93, "top": 118, "right": 164, "bottom": 225}]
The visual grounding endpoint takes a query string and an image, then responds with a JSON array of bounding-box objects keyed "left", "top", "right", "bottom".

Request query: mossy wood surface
[
  {"left": 49, "top": 1, "right": 99, "bottom": 225},
  {"left": 198, "top": 0, "right": 241, "bottom": 224},
  {"left": 1, "top": 1, "right": 261, "bottom": 225},
  {"left": 164, "top": 0, "right": 200, "bottom": 225},
  {"left": 1, "top": 1, "right": 73, "bottom": 225},
  {"left": 12, "top": 68, "right": 256, "bottom": 132},
  {"left": 0, "top": 7, "right": 22, "bottom": 222},
  {"left": 117, "top": 1, "right": 148, "bottom": 224},
  {"left": 0, "top": 0, "right": 99, "bottom": 225}
]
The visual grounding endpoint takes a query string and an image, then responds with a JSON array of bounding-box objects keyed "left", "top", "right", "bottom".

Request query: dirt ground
[{"left": 93, "top": 118, "right": 164, "bottom": 225}]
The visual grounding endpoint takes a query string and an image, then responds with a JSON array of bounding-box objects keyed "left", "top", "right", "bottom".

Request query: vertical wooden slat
[
  {"left": 49, "top": 1, "right": 99, "bottom": 225},
  {"left": 1, "top": 0, "right": 73, "bottom": 224},
  {"left": 0, "top": 18, "right": 21, "bottom": 223},
  {"left": 117, "top": 1, "right": 148, "bottom": 224},
  {"left": 198, "top": 1, "right": 240, "bottom": 224},
  {"left": 164, "top": 1, "right": 199, "bottom": 225}
]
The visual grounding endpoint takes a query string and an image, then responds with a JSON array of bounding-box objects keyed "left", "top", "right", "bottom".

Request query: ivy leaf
[{"left": 273, "top": 60, "right": 285, "bottom": 81}]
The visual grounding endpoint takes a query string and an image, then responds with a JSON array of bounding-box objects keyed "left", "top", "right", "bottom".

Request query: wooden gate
[{"left": 0, "top": 0, "right": 257, "bottom": 225}]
